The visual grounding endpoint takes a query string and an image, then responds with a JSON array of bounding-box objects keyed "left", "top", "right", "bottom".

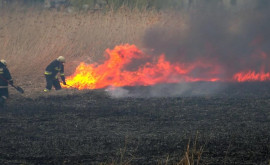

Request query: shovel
[{"left": 0, "top": 75, "right": 24, "bottom": 94}]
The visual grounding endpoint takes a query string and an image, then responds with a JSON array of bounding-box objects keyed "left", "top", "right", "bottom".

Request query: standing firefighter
[
  {"left": 44, "top": 56, "right": 66, "bottom": 92},
  {"left": 0, "top": 59, "right": 13, "bottom": 108}
]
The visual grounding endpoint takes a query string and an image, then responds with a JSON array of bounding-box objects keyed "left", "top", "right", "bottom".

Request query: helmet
[
  {"left": 0, "top": 59, "right": 7, "bottom": 66},
  {"left": 57, "top": 56, "right": 65, "bottom": 63}
]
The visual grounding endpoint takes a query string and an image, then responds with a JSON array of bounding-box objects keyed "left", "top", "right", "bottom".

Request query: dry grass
[
  {"left": 177, "top": 139, "right": 204, "bottom": 165},
  {"left": 101, "top": 133, "right": 204, "bottom": 165},
  {"left": 167, "top": 132, "right": 204, "bottom": 165},
  {"left": 0, "top": 6, "right": 161, "bottom": 92}
]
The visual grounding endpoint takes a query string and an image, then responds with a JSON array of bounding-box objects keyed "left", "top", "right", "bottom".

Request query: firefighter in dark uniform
[
  {"left": 44, "top": 56, "right": 66, "bottom": 92},
  {"left": 0, "top": 59, "right": 13, "bottom": 108}
]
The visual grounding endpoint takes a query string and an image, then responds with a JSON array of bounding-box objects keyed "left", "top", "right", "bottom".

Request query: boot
[
  {"left": 0, "top": 96, "right": 7, "bottom": 109},
  {"left": 0, "top": 96, "right": 5, "bottom": 109}
]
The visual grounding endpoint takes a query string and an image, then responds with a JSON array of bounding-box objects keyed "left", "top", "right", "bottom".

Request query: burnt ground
[{"left": 0, "top": 82, "right": 270, "bottom": 164}]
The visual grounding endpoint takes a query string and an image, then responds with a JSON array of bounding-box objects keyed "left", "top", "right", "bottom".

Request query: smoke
[
  {"left": 106, "top": 3, "right": 270, "bottom": 98},
  {"left": 105, "top": 86, "right": 130, "bottom": 98},
  {"left": 106, "top": 82, "right": 225, "bottom": 98},
  {"left": 143, "top": 3, "right": 270, "bottom": 79}
]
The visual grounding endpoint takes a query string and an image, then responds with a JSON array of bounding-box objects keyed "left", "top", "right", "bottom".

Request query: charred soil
[{"left": 0, "top": 82, "right": 270, "bottom": 164}]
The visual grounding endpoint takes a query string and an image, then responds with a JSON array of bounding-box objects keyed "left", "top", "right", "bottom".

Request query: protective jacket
[
  {"left": 0, "top": 62, "right": 13, "bottom": 87},
  {"left": 44, "top": 60, "right": 65, "bottom": 82}
]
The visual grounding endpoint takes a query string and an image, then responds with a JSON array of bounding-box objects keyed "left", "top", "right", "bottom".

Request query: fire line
[{"left": 63, "top": 44, "right": 269, "bottom": 90}]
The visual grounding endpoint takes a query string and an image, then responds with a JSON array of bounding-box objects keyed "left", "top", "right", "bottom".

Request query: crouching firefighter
[
  {"left": 44, "top": 56, "right": 66, "bottom": 92},
  {"left": 0, "top": 59, "right": 13, "bottom": 108}
]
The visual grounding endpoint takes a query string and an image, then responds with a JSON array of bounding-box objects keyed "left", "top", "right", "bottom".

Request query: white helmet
[
  {"left": 57, "top": 56, "right": 65, "bottom": 63},
  {"left": 0, "top": 59, "right": 7, "bottom": 66}
]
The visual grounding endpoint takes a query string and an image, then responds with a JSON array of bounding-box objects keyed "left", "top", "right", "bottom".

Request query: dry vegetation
[
  {"left": 1, "top": 5, "right": 270, "bottom": 165},
  {"left": 0, "top": 6, "right": 163, "bottom": 93}
]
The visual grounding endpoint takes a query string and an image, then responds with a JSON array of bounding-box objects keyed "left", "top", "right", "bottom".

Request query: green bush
[
  {"left": 69, "top": 0, "right": 186, "bottom": 10},
  {"left": 153, "top": 0, "right": 184, "bottom": 10},
  {"left": 0, "top": 0, "right": 185, "bottom": 10},
  {"left": 107, "top": 0, "right": 184, "bottom": 10},
  {"left": 69, "top": 0, "right": 96, "bottom": 9},
  {"left": 109, "top": 0, "right": 150, "bottom": 10}
]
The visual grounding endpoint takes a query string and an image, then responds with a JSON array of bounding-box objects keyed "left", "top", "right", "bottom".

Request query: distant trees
[
  {"left": 68, "top": 0, "right": 186, "bottom": 10},
  {"left": 0, "top": 0, "right": 269, "bottom": 10}
]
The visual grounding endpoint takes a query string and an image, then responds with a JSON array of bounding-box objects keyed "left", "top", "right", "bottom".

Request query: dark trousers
[
  {"left": 0, "top": 88, "right": 8, "bottom": 108},
  {"left": 45, "top": 75, "right": 61, "bottom": 90}
]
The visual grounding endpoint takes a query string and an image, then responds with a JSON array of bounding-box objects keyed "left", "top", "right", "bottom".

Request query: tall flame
[
  {"left": 64, "top": 44, "right": 270, "bottom": 89},
  {"left": 64, "top": 44, "right": 221, "bottom": 90}
]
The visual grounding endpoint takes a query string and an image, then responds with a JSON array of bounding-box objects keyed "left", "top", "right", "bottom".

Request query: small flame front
[{"left": 233, "top": 70, "right": 270, "bottom": 82}]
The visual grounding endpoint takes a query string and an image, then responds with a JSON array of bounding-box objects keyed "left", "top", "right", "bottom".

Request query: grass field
[{"left": 1, "top": 5, "right": 270, "bottom": 165}]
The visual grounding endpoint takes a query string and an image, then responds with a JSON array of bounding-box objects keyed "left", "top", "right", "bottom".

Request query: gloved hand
[{"left": 63, "top": 81, "right": 67, "bottom": 85}]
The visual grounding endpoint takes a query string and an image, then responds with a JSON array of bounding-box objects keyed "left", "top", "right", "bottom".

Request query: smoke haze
[
  {"left": 105, "top": 3, "right": 270, "bottom": 98},
  {"left": 143, "top": 5, "right": 270, "bottom": 79},
  {"left": 106, "top": 82, "right": 225, "bottom": 98}
]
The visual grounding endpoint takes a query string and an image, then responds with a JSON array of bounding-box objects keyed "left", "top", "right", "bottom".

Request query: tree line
[{"left": 0, "top": 0, "right": 269, "bottom": 10}]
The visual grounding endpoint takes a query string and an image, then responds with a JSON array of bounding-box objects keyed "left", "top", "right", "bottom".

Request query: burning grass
[
  {"left": 1, "top": 5, "right": 270, "bottom": 164},
  {"left": 0, "top": 6, "right": 161, "bottom": 90},
  {"left": 1, "top": 6, "right": 270, "bottom": 92}
]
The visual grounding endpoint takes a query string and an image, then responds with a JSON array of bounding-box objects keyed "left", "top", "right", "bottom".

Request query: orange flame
[
  {"left": 64, "top": 44, "right": 221, "bottom": 89},
  {"left": 233, "top": 70, "right": 270, "bottom": 82}
]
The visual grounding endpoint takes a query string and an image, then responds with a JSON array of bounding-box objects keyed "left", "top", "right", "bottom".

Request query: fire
[
  {"left": 64, "top": 44, "right": 221, "bottom": 90},
  {"left": 233, "top": 70, "right": 270, "bottom": 82},
  {"left": 233, "top": 51, "right": 270, "bottom": 82},
  {"left": 63, "top": 44, "right": 270, "bottom": 89}
]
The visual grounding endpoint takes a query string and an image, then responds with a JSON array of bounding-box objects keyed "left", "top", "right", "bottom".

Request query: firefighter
[
  {"left": 0, "top": 59, "right": 13, "bottom": 108},
  {"left": 44, "top": 56, "right": 66, "bottom": 92}
]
